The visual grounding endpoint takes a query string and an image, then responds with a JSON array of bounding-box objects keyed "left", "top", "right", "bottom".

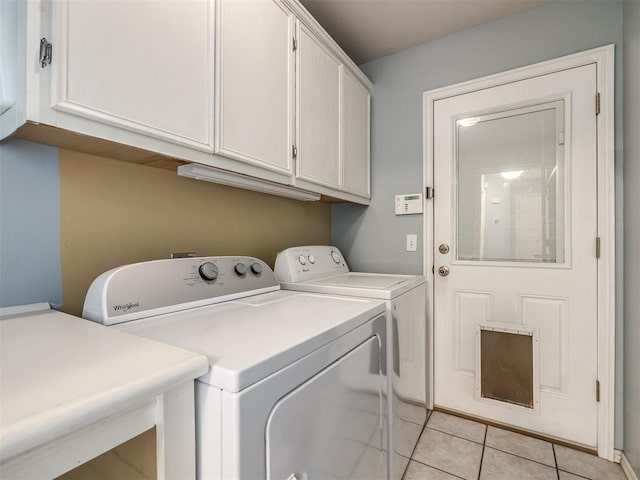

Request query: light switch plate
[
  {"left": 395, "top": 193, "right": 423, "bottom": 215},
  {"left": 406, "top": 234, "right": 418, "bottom": 251}
]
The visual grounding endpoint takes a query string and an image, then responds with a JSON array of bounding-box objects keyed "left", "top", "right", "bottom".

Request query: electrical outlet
[{"left": 406, "top": 234, "right": 418, "bottom": 252}]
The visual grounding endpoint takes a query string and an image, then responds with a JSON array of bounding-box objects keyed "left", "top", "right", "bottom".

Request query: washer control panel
[
  {"left": 274, "top": 246, "right": 349, "bottom": 283},
  {"left": 83, "top": 256, "right": 279, "bottom": 325}
]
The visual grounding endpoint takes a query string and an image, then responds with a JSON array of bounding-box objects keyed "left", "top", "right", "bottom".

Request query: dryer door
[{"left": 266, "top": 336, "right": 385, "bottom": 480}]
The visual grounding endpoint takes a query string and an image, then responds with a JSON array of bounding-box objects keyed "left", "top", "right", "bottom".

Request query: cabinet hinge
[
  {"left": 596, "top": 236, "right": 601, "bottom": 259},
  {"left": 595, "top": 92, "right": 601, "bottom": 116},
  {"left": 39, "top": 37, "right": 52, "bottom": 68},
  {"left": 292, "top": 145, "right": 297, "bottom": 159},
  {"left": 293, "top": 37, "right": 297, "bottom": 51},
  {"left": 426, "top": 187, "right": 434, "bottom": 199},
  {"left": 596, "top": 379, "right": 600, "bottom": 402}
]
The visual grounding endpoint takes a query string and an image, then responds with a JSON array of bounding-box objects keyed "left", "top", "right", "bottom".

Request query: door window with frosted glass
[{"left": 455, "top": 101, "right": 565, "bottom": 264}]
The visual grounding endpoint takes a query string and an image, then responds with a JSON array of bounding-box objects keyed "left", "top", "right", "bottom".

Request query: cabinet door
[
  {"left": 53, "top": 0, "right": 213, "bottom": 151},
  {"left": 216, "top": 0, "right": 293, "bottom": 175},
  {"left": 340, "top": 67, "right": 370, "bottom": 198},
  {"left": 296, "top": 25, "right": 340, "bottom": 188},
  {"left": 0, "top": 0, "right": 26, "bottom": 139}
]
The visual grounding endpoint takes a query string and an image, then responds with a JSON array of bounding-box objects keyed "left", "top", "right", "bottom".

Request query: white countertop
[{"left": 0, "top": 304, "right": 209, "bottom": 464}]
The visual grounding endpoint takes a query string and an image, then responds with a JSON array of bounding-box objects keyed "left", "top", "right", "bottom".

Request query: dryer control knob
[
  {"left": 308, "top": 255, "right": 316, "bottom": 264},
  {"left": 330, "top": 251, "right": 342, "bottom": 264},
  {"left": 250, "top": 262, "right": 263, "bottom": 275},
  {"left": 234, "top": 263, "right": 247, "bottom": 276},
  {"left": 298, "top": 255, "right": 307, "bottom": 265},
  {"left": 199, "top": 262, "right": 219, "bottom": 282}
]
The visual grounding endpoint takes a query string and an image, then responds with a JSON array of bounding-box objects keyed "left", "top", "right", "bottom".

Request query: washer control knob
[
  {"left": 298, "top": 256, "right": 307, "bottom": 265},
  {"left": 199, "top": 262, "right": 219, "bottom": 282},
  {"left": 330, "top": 251, "right": 342, "bottom": 264},
  {"left": 250, "top": 262, "right": 263, "bottom": 275},
  {"left": 234, "top": 263, "right": 247, "bottom": 276},
  {"left": 308, "top": 255, "right": 316, "bottom": 264}
]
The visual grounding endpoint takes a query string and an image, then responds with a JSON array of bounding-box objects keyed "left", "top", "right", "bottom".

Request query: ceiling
[{"left": 299, "top": 0, "right": 544, "bottom": 65}]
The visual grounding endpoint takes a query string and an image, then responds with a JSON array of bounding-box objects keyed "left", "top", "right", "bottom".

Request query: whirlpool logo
[{"left": 112, "top": 301, "right": 140, "bottom": 313}]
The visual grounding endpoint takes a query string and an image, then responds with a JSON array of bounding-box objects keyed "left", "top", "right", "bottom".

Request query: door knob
[
  {"left": 438, "top": 266, "right": 450, "bottom": 277},
  {"left": 439, "top": 244, "right": 450, "bottom": 254}
]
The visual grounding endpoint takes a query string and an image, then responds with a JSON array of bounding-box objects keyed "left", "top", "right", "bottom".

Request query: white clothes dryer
[
  {"left": 275, "top": 246, "right": 427, "bottom": 480},
  {"left": 83, "top": 256, "right": 388, "bottom": 480}
]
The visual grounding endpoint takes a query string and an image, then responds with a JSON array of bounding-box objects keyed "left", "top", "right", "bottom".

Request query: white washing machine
[
  {"left": 275, "top": 246, "right": 427, "bottom": 480},
  {"left": 83, "top": 256, "right": 388, "bottom": 480}
]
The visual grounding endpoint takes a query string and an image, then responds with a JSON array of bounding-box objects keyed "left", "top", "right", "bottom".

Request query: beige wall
[{"left": 59, "top": 149, "right": 331, "bottom": 316}]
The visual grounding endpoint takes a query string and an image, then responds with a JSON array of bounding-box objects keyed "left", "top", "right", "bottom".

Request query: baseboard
[
  {"left": 615, "top": 449, "right": 623, "bottom": 463},
  {"left": 622, "top": 453, "right": 639, "bottom": 480}
]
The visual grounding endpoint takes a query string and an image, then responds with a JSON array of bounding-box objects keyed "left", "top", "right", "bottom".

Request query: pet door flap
[{"left": 478, "top": 326, "right": 537, "bottom": 409}]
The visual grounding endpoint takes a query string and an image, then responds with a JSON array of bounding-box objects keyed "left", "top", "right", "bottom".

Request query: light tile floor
[{"left": 402, "top": 411, "right": 627, "bottom": 480}]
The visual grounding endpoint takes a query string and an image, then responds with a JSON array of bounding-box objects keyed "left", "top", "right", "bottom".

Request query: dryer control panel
[
  {"left": 83, "top": 256, "right": 279, "bottom": 325},
  {"left": 274, "top": 246, "right": 349, "bottom": 283}
]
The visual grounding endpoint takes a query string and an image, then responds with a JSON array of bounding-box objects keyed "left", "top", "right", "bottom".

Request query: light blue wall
[
  {"left": 623, "top": 1, "right": 640, "bottom": 474},
  {"left": 0, "top": 139, "right": 62, "bottom": 309},
  {"left": 332, "top": 1, "right": 625, "bottom": 447}
]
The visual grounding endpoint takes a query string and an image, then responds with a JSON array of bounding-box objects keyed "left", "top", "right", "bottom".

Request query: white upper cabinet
[
  {"left": 0, "top": 0, "right": 26, "bottom": 139},
  {"left": 296, "top": 25, "right": 341, "bottom": 189},
  {"left": 216, "top": 0, "right": 294, "bottom": 175},
  {"left": 340, "top": 66, "right": 371, "bottom": 198},
  {"left": 294, "top": 21, "right": 372, "bottom": 202},
  {"left": 6, "top": 0, "right": 372, "bottom": 203},
  {"left": 52, "top": 0, "right": 213, "bottom": 152}
]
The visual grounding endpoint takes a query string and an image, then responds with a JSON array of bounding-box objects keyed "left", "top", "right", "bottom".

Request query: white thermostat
[{"left": 395, "top": 193, "right": 423, "bottom": 215}]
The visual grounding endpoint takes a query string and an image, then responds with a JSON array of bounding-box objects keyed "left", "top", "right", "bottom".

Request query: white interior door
[{"left": 433, "top": 64, "right": 599, "bottom": 447}]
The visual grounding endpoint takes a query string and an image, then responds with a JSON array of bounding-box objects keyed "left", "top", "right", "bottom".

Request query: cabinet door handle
[{"left": 40, "top": 38, "right": 52, "bottom": 68}]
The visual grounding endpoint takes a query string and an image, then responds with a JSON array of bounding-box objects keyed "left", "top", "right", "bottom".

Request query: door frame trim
[{"left": 422, "top": 44, "right": 616, "bottom": 460}]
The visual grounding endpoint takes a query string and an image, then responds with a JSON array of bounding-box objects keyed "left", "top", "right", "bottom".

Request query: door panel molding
[
  {"left": 452, "top": 290, "right": 493, "bottom": 375},
  {"left": 423, "top": 45, "right": 615, "bottom": 459},
  {"left": 520, "top": 295, "right": 569, "bottom": 394}
]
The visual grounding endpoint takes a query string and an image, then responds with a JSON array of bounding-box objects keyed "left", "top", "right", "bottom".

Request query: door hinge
[
  {"left": 39, "top": 37, "right": 52, "bottom": 68},
  {"left": 292, "top": 145, "right": 297, "bottom": 159},
  {"left": 293, "top": 37, "right": 297, "bottom": 51},
  {"left": 596, "top": 379, "right": 600, "bottom": 402},
  {"left": 596, "top": 236, "right": 601, "bottom": 259},
  {"left": 595, "top": 92, "right": 601, "bottom": 116},
  {"left": 426, "top": 186, "right": 434, "bottom": 199}
]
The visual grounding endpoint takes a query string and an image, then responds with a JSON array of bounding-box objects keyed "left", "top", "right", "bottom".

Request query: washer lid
[
  {"left": 280, "top": 272, "right": 425, "bottom": 300},
  {"left": 115, "top": 291, "right": 385, "bottom": 393}
]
